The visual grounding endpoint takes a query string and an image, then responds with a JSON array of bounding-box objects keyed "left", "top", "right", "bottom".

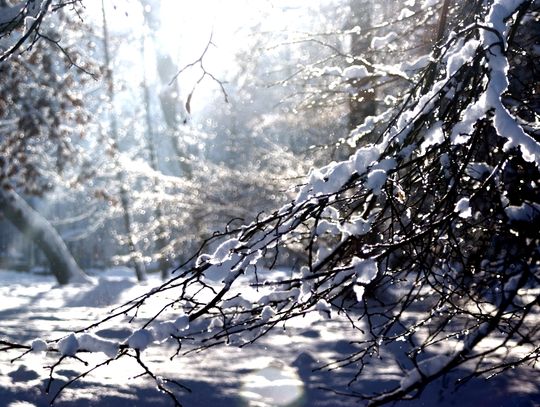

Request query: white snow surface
[{"left": 0, "top": 268, "right": 537, "bottom": 406}]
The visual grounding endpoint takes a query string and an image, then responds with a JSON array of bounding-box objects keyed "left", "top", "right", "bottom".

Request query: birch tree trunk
[{"left": 0, "top": 187, "right": 90, "bottom": 285}]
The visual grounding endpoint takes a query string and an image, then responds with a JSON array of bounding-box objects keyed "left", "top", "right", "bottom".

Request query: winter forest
[{"left": 0, "top": 0, "right": 539, "bottom": 406}]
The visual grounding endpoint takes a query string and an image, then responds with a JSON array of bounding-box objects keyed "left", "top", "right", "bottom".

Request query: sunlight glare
[{"left": 241, "top": 362, "right": 304, "bottom": 407}]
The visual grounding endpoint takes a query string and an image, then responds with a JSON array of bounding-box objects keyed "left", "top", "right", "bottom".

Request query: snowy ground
[{"left": 0, "top": 268, "right": 538, "bottom": 407}]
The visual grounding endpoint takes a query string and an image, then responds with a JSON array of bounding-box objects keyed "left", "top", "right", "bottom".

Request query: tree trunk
[
  {"left": 347, "top": 0, "right": 377, "bottom": 134},
  {"left": 101, "top": 0, "right": 147, "bottom": 282},
  {"left": 140, "top": 38, "right": 171, "bottom": 280},
  {"left": 140, "top": 0, "right": 193, "bottom": 179},
  {"left": 0, "top": 187, "right": 90, "bottom": 285}
]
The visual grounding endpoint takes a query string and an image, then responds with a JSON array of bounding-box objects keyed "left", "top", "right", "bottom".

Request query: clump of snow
[
  {"left": 373, "top": 158, "right": 397, "bottom": 172},
  {"left": 449, "top": 1, "right": 540, "bottom": 166},
  {"left": 78, "top": 333, "right": 118, "bottom": 358},
  {"left": 347, "top": 108, "right": 396, "bottom": 148},
  {"left": 398, "top": 8, "right": 415, "bottom": 20},
  {"left": 450, "top": 97, "right": 486, "bottom": 145},
  {"left": 446, "top": 39, "right": 480, "bottom": 78},
  {"left": 316, "top": 219, "right": 341, "bottom": 235},
  {"left": 400, "top": 55, "right": 430, "bottom": 76},
  {"left": 399, "top": 144, "right": 417, "bottom": 160},
  {"left": 466, "top": 162, "right": 493, "bottom": 180},
  {"left": 319, "top": 66, "right": 342, "bottom": 76},
  {"left": 342, "top": 65, "right": 369, "bottom": 79},
  {"left": 7, "top": 402, "right": 38, "bottom": 407},
  {"left": 385, "top": 78, "right": 445, "bottom": 146},
  {"left": 339, "top": 217, "right": 371, "bottom": 237},
  {"left": 351, "top": 257, "right": 378, "bottom": 284},
  {"left": 505, "top": 202, "right": 540, "bottom": 222},
  {"left": 196, "top": 238, "right": 247, "bottom": 282},
  {"left": 58, "top": 333, "right": 79, "bottom": 356},
  {"left": 354, "top": 145, "right": 380, "bottom": 174},
  {"left": 151, "top": 321, "right": 177, "bottom": 342},
  {"left": 366, "top": 169, "right": 387, "bottom": 195},
  {"left": 440, "top": 153, "right": 451, "bottom": 174},
  {"left": 295, "top": 158, "right": 356, "bottom": 202},
  {"left": 207, "top": 317, "right": 223, "bottom": 332},
  {"left": 353, "top": 285, "right": 365, "bottom": 302},
  {"left": 400, "top": 354, "right": 455, "bottom": 388},
  {"left": 127, "top": 329, "right": 154, "bottom": 351},
  {"left": 30, "top": 338, "right": 48, "bottom": 352},
  {"left": 348, "top": 117, "right": 377, "bottom": 147},
  {"left": 371, "top": 32, "right": 398, "bottom": 50},
  {"left": 203, "top": 256, "right": 240, "bottom": 282},
  {"left": 455, "top": 197, "right": 472, "bottom": 219},
  {"left": 223, "top": 296, "right": 253, "bottom": 311},
  {"left": 504, "top": 273, "right": 522, "bottom": 293},
  {"left": 315, "top": 300, "right": 332, "bottom": 319},
  {"left": 210, "top": 238, "right": 241, "bottom": 264},
  {"left": 259, "top": 288, "right": 300, "bottom": 306},
  {"left": 299, "top": 267, "right": 313, "bottom": 300},
  {"left": 322, "top": 206, "right": 339, "bottom": 219},
  {"left": 195, "top": 253, "right": 211, "bottom": 267},
  {"left": 260, "top": 305, "right": 276, "bottom": 321},
  {"left": 330, "top": 268, "right": 354, "bottom": 288},
  {"left": 420, "top": 121, "right": 444, "bottom": 154}
]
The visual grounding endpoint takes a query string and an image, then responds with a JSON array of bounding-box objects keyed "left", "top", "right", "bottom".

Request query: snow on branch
[{"left": 0, "top": 0, "right": 52, "bottom": 62}]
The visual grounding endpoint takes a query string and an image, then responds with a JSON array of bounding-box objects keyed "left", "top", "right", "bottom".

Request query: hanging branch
[{"left": 168, "top": 32, "right": 229, "bottom": 113}]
